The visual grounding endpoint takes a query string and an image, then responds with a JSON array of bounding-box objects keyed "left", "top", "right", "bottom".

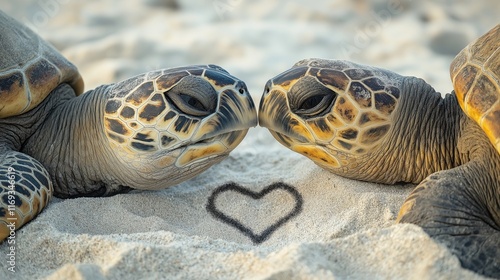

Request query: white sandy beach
[{"left": 1, "top": 0, "right": 499, "bottom": 279}]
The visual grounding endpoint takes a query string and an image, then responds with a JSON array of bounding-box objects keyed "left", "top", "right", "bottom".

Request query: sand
[{"left": 1, "top": 0, "right": 499, "bottom": 279}]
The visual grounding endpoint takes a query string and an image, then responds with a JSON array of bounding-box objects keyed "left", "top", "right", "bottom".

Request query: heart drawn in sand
[{"left": 206, "top": 182, "right": 303, "bottom": 244}]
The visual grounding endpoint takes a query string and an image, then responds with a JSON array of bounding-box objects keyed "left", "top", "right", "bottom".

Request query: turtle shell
[
  {"left": 0, "top": 11, "right": 83, "bottom": 118},
  {"left": 450, "top": 24, "right": 500, "bottom": 153}
]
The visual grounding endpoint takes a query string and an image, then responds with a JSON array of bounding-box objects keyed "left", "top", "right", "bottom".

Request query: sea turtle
[
  {"left": 0, "top": 11, "right": 257, "bottom": 240},
  {"left": 258, "top": 24, "right": 500, "bottom": 277}
]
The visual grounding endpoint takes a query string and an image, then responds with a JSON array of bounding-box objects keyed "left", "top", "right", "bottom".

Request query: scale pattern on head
[
  {"left": 0, "top": 11, "right": 83, "bottom": 118},
  {"left": 450, "top": 24, "right": 500, "bottom": 154},
  {"left": 259, "top": 59, "right": 403, "bottom": 170},
  {"left": 103, "top": 65, "right": 257, "bottom": 184}
]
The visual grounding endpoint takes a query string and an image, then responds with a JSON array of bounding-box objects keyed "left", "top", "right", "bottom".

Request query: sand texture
[{"left": 1, "top": 0, "right": 499, "bottom": 279}]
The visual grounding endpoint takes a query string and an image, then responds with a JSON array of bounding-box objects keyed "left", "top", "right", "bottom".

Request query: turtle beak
[
  {"left": 191, "top": 85, "right": 257, "bottom": 142},
  {"left": 176, "top": 85, "right": 257, "bottom": 167},
  {"left": 258, "top": 84, "right": 314, "bottom": 144}
]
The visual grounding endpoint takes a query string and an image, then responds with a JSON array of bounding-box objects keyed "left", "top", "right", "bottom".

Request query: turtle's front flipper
[
  {"left": 0, "top": 150, "right": 52, "bottom": 241},
  {"left": 397, "top": 162, "right": 500, "bottom": 278}
]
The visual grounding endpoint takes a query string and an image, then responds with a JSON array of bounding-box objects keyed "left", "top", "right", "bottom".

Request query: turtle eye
[
  {"left": 289, "top": 76, "right": 337, "bottom": 118},
  {"left": 182, "top": 94, "right": 207, "bottom": 111},
  {"left": 166, "top": 92, "right": 213, "bottom": 117},
  {"left": 164, "top": 75, "right": 217, "bottom": 117},
  {"left": 296, "top": 93, "right": 336, "bottom": 117},
  {"left": 299, "top": 94, "right": 327, "bottom": 111}
]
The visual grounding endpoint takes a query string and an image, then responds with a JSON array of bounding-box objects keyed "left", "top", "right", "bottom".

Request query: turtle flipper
[
  {"left": 397, "top": 163, "right": 500, "bottom": 278},
  {"left": 0, "top": 150, "right": 52, "bottom": 241}
]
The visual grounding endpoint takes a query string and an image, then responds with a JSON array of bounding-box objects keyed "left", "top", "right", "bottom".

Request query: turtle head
[
  {"left": 259, "top": 58, "right": 403, "bottom": 175},
  {"left": 103, "top": 65, "right": 257, "bottom": 189}
]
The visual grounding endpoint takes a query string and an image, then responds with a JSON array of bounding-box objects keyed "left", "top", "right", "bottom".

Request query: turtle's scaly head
[
  {"left": 259, "top": 59, "right": 402, "bottom": 173},
  {"left": 103, "top": 65, "right": 257, "bottom": 189}
]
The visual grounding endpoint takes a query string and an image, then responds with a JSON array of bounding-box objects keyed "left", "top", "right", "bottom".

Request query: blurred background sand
[
  {"left": 5, "top": 0, "right": 500, "bottom": 94},
  {"left": 0, "top": 0, "right": 498, "bottom": 279}
]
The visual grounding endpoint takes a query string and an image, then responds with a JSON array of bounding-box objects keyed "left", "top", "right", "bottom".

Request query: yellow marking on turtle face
[
  {"left": 167, "top": 116, "right": 200, "bottom": 141},
  {"left": 191, "top": 122, "right": 217, "bottom": 142},
  {"left": 306, "top": 118, "right": 336, "bottom": 142},
  {"left": 106, "top": 131, "right": 127, "bottom": 144},
  {"left": 202, "top": 69, "right": 238, "bottom": 90},
  {"left": 289, "top": 116, "right": 317, "bottom": 143},
  {"left": 125, "top": 81, "right": 154, "bottom": 106},
  {"left": 259, "top": 88, "right": 316, "bottom": 143},
  {"left": 160, "top": 133, "right": 178, "bottom": 149},
  {"left": 271, "top": 66, "right": 308, "bottom": 91},
  {"left": 222, "top": 130, "right": 248, "bottom": 149},
  {"left": 338, "top": 128, "right": 359, "bottom": 141},
  {"left": 358, "top": 112, "right": 387, "bottom": 127},
  {"left": 291, "top": 145, "right": 340, "bottom": 168},
  {"left": 326, "top": 114, "right": 346, "bottom": 128},
  {"left": 334, "top": 97, "right": 358, "bottom": 123},
  {"left": 258, "top": 89, "right": 289, "bottom": 128},
  {"left": 129, "top": 128, "right": 160, "bottom": 152},
  {"left": 104, "top": 117, "right": 133, "bottom": 137},
  {"left": 126, "top": 120, "right": 144, "bottom": 131},
  {"left": 132, "top": 129, "right": 159, "bottom": 143},
  {"left": 137, "top": 93, "right": 167, "bottom": 124},
  {"left": 332, "top": 138, "right": 355, "bottom": 152},
  {"left": 156, "top": 110, "right": 177, "bottom": 130},
  {"left": 176, "top": 142, "right": 227, "bottom": 167}
]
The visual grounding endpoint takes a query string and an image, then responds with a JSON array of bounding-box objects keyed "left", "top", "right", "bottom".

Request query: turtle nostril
[
  {"left": 263, "top": 80, "right": 272, "bottom": 95},
  {"left": 235, "top": 81, "right": 248, "bottom": 95}
]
